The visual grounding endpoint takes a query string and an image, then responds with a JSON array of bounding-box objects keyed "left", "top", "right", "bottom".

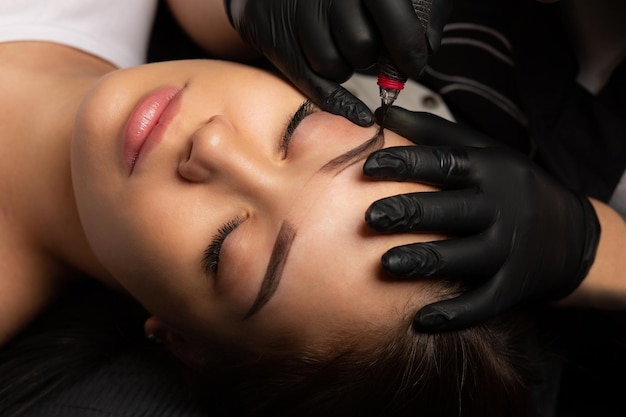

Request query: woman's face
[{"left": 72, "top": 60, "right": 439, "bottom": 351}]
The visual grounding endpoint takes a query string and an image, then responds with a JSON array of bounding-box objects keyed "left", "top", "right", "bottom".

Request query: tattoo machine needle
[{"left": 378, "top": 0, "right": 433, "bottom": 126}]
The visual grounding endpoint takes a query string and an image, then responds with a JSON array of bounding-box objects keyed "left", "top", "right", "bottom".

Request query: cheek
[
  {"left": 90, "top": 194, "right": 228, "bottom": 326},
  {"left": 73, "top": 69, "right": 135, "bottom": 161},
  {"left": 72, "top": 76, "right": 142, "bottom": 245},
  {"left": 78, "top": 181, "right": 201, "bottom": 286}
]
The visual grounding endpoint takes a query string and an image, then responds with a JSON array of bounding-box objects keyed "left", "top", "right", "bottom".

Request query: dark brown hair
[
  {"left": 0, "top": 285, "right": 543, "bottom": 417},
  {"left": 200, "top": 308, "right": 541, "bottom": 417}
]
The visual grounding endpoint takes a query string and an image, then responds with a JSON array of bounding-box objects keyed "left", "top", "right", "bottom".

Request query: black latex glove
[
  {"left": 363, "top": 108, "right": 601, "bottom": 332},
  {"left": 223, "top": 0, "right": 453, "bottom": 126}
]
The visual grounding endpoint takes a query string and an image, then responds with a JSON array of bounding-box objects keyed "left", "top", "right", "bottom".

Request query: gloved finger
[
  {"left": 297, "top": 3, "right": 352, "bottom": 82},
  {"left": 381, "top": 236, "right": 503, "bottom": 278},
  {"left": 413, "top": 281, "right": 510, "bottom": 332},
  {"left": 363, "top": 145, "right": 474, "bottom": 187},
  {"left": 295, "top": 72, "right": 373, "bottom": 126},
  {"left": 365, "top": 189, "right": 493, "bottom": 233},
  {"left": 425, "top": 0, "right": 455, "bottom": 53},
  {"left": 375, "top": 107, "right": 499, "bottom": 148},
  {"left": 364, "top": 0, "right": 429, "bottom": 80},
  {"left": 330, "top": 0, "right": 379, "bottom": 70}
]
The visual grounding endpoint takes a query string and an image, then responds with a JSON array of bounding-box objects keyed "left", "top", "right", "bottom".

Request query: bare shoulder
[{"left": 0, "top": 219, "right": 69, "bottom": 346}]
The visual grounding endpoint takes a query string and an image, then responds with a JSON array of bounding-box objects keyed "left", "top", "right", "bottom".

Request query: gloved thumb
[
  {"left": 375, "top": 107, "right": 498, "bottom": 148},
  {"left": 414, "top": 283, "right": 506, "bottom": 332}
]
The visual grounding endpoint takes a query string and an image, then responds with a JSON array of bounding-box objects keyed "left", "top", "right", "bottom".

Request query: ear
[{"left": 144, "top": 316, "right": 208, "bottom": 369}]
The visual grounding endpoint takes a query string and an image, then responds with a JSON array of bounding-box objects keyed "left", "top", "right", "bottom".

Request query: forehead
[{"left": 241, "top": 164, "right": 439, "bottom": 350}]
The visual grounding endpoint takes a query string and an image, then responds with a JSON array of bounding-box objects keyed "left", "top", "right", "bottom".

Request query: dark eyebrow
[
  {"left": 241, "top": 127, "right": 384, "bottom": 319},
  {"left": 243, "top": 221, "right": 296, "bottom": 320},
  {"left": 318, "top": 126, "right": 385, "bottom": 175}
]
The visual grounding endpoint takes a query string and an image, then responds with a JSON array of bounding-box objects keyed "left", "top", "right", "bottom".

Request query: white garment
[{"left": 0, "top": 0, "right": 158, "bottom": 68}]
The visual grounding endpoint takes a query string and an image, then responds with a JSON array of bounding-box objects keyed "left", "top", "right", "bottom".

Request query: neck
[{"left": 0, "top": 42, "right": 122, "bottom": 289}]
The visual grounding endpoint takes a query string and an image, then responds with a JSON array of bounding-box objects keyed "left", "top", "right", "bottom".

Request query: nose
[{"left": 178, "top": 115, "right": 277, "bottom": 193}]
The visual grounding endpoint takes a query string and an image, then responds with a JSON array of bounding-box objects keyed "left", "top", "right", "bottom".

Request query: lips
[{"left": 123, "top": 86, "right": 183, "bottom": 173}]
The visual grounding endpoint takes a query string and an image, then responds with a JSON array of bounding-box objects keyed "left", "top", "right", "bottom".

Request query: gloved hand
[
  {"left": 223, "top": 0, "right": 454, "bottom": 126},
  {"left": 363, "top": 108, "right": 601, "bottom": 332}
]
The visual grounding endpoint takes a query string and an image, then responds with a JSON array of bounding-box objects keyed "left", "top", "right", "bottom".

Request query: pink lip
[{"left": 123, "top": 86, "right": 183, "bottom": 173}]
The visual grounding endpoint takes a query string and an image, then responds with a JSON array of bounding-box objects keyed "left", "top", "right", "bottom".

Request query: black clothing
[{"left": 420, "top": 0, "right": 626, "bottom": 203}]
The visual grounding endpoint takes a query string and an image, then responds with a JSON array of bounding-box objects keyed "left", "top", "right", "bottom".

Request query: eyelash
[
  {"left": 280, "top": 100, "right": 315, "bottom": 158},
  {"left": 203, "top": 216, "right": 245, "bottom": 275}
]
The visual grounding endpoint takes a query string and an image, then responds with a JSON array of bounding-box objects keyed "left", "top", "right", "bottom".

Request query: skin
[
  {"left": 71, "top": 59, "right": 442, "bottom": 353},
  {"left": 0, "top": 38, "right": 442, "bottom": 353},
  {"left": 5, "top": 0, "right": 622, "bottom": 356},
  {"left": 0, "top": 0, "right": 442, "bottom": 355}
]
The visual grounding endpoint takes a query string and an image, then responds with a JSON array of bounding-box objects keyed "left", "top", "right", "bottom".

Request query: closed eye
[
  {"left": 202, "top": 215, "right": 246, "bottom": 277},
  {"left": 280, "top": 100, "right": 317, "bottom": 158}
]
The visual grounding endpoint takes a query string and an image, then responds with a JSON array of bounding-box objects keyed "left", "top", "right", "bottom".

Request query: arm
[
  {"left": 165, "top": 0, "right": 256, "bottom": 60},
  {"left": 558, "top": 199, "right": 626, "bottom": 310}
]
